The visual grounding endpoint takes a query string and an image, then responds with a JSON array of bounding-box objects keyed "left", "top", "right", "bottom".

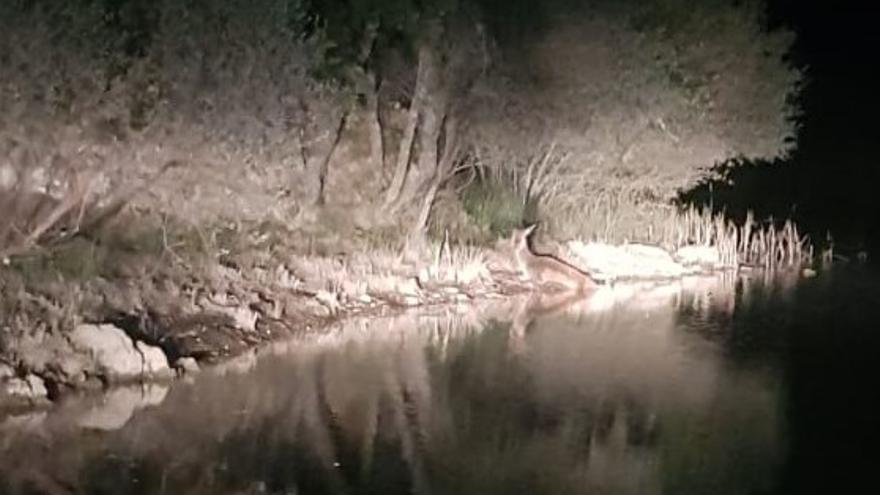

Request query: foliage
[
  {"left": 560, "top": 203, "right": 809, "bottom": 269},
  {"left": 461, "top": 178, "right": 536, "bottom": 239},
  {"left": 0, "top": 0, "right": 346, "bottom": 243},
  {"left": 464, "top": 0, "right": 801, "bottom": 238},
  {"left": 300, "top": 0, "right": 472, "bottom": 82},
  {"left": 0, "top": 0, "right": 805, "bottom": 253}
]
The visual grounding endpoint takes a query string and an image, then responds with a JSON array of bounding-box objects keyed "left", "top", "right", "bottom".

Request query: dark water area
[{"left": 1, "top": 269, "right": 879, "bottom": 495}]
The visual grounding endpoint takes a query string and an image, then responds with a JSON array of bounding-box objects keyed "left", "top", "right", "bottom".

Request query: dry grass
[
  {"left": 464, "top": 143, "right": 810, "bottom": 272},
  {"left": 286, "top": 235, "right": 491, "bottom": 301},
  {"left": 556, "top": 201, "right": 810, "bottom": 269},
  {"left": 465, "top": 2, "right": 800, "bottom": 218},
  {"left": 0, "top": 174, "right": 94, "bottom": 261},
  {"left": 656, "top": 207, "right": 809, "bottom": 269},
  {"left": 425, "top": 241, "right": 491, "bottom": 285}
]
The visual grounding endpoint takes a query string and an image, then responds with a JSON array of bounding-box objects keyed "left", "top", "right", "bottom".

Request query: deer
[{"left": 510, "top": 224, "right": 598, "bottom": 293}]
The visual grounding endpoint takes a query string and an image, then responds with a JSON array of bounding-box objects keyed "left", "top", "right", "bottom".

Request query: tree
[
  {"left": 303, "top": 0, "right": 486, "bottom": 234},
  {"left": 463, "top": 0, "right": 801, "bottom": 238}
]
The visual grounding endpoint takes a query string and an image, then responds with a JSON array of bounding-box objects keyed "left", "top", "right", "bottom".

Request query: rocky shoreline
[{"left": 1, "top": 232, "right": 729, "bottom": 416}]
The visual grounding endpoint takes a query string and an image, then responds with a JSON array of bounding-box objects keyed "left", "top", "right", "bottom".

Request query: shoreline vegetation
[
  {"left": 1, "top": 205, "right": 812, "bottom": 415},
  {"left": 2, "top": 0, "right": 806, "bottom": 415}
]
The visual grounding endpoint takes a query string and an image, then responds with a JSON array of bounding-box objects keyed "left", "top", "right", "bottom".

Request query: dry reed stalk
[{"left": 651, "top": 205, "right": 809, "bottom": 268}]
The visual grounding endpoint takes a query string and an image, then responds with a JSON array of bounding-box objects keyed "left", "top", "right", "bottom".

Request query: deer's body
[{"left": 511, "top": 225, "right": 597, "bottom": 292}]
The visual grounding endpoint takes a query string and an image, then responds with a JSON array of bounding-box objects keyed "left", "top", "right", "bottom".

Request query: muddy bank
[
  {"left": 1, "top": 219, "right": 734, "bottom": 416},
  {"left": 0, "top": 267, "right": 506, "bottom": 414},
  {"left": 0, "top": 276, "right": 763, "bottom": 495},
  {"left": 1, "top": 271, "right": 746, "bottom": 433}
]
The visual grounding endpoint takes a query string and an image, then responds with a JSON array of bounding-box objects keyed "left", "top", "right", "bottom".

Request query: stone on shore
[
  {"left": 69, "top": 324, "right": 171, "bottom": 381},
  {"left": 1, "top": 373, "right": 49, "bottom": 403},
  {"left": 567, "top": 241, "right": 688, "bottom": 280},
  {"left": 675, "top": 245, "right": 723, "bottom": 268}
]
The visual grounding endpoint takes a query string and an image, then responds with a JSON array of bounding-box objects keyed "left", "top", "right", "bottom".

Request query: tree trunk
[
  {"left": 365, "top": 72, "right": 385, "bottom": 174},
  {"left": 382, "top": 56, "right": 425, "bottom": 209},
  {"left": 389, "top": 39, "right": 445, "bottom": 214},
  {"left": 413, "top": 113, "right": 459, "bottom": 236},
  {"left": 383, "top": 18, "right": 447, "bottom": 211},
  {"left": 315, "top": 112, "right": 348, "bottom": 206},
  {"left": 352, "top": 23, "right": 385, "bottom": 180}
]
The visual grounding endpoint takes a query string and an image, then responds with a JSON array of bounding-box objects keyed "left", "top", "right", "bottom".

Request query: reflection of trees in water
[
  {"left": 0, "top": 280, "right": 782, "bottom": 494},
  {"left": 489, "top": 274, "right": 781, "bottom": 495},
  {"left": 431, "top": 333, "right": 666, "bottom": 494}
]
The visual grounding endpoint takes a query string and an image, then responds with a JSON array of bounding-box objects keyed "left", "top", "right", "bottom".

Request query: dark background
[
  {"left": 686, "top": 0, "right": 880, "bottom": 257},
  {"left": 757, "top": 5, "right": 880, "bottom": 493}
]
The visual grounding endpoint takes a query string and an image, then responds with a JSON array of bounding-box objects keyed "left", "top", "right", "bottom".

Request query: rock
[
  {"left": 69, "top": 323, "right": 171, "bottom": 381},
  {"left": 0, "top": 363, "right": 13, "bottom": 380},
  {"left": 0, "top": 163, "right": 17, "bottom": 188},
  {"left": 136, "top": 341, "right": 173, "bottom": 379},
  {"left": 623, "top": 243, "right": 676, "bottom": 261},
  {"left": 56, "top": 352, "right": 90, "bottom": 384},
  {"left": 567, "top": 241, "right": 687, "bottom": 279},
  {"left": 315, "top": 290, "right": 341, "bottom": 315},
  {"left": 3, "top": 374, "right": 48, "bottom": 402},
  {"left": 396, "top": 278, "right": 421, "bottom": 297},
  {"left": 70, "top": 324, "right": 140, "bottom": 378},
  {"left": 26, "top": 375, "right": 48, "bottom": 399},
  {"left": 675, "top": 245, "right": 722, "bottom": 268},
  {"left": 200, "top": 297, "right": 259, "bottom": 332},
  {"left": 621, "top": 244, "right": 686, "bottom": 276}
]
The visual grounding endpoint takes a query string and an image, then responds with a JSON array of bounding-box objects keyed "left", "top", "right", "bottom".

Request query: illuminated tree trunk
[
  {"left": 414, "top": 113, "right": 459, "bottom": 235},
  {"left": 383, "top": 52, "right": 426, "bottom": 209},
  {"left": 384, "top": 21, "right": 446, "bottom": 212},
  {"left": 365, "top": 72, "right": 385, "bottom": 173},
  {"left": 352, "top": 23, "right": 385, "bottom": 178},
  {"left": 315, "top": 112, "right": 347, "bottom": 205}
]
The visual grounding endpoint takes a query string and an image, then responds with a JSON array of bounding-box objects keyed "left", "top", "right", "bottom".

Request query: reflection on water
[{"left": 2, "top": 269, "right": 878, "bottom": 494}]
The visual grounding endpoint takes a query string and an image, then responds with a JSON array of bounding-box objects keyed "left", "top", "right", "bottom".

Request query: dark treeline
[{"left": 684, "top": 0, "right": 880, "bottom": 255}]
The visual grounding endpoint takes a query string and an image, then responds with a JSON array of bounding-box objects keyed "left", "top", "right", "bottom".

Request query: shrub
[{"left": 461, "top": 178, "right": 536, "bottom": 239}]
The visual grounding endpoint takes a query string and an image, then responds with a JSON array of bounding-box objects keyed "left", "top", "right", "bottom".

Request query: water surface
[{"left": 2, "top": 269, "right": 879, "bottom": 494}]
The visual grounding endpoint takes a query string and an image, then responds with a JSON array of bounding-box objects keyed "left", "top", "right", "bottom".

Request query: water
[{"left": 2, "top": 268, "right": 879, "bottom": 495}]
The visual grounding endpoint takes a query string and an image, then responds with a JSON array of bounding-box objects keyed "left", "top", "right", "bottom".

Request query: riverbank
[
  {"left": 0, "top": 216, "right": 736, "bottom": 415},
  {"left": 4, "top": 264, "right": 876, "bottom": 495},
  {"left": 1, "top": 269, "right": 753, "bottom": 432}
]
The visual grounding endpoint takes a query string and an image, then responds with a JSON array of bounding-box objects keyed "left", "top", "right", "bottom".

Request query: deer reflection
[{"left": 507, "top": 290, "right": 586, "bottom": 354}]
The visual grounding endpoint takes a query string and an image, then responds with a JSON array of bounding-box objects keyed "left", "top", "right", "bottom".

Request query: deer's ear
[{"left": 524, "top": 224, "right": 537, "bottom": 237}]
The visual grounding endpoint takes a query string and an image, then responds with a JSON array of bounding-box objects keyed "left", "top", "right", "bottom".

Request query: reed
[
  {"left": 550, "top": 199, "right": 810, "bottom": 269},
  {"left": 655, "top": 206, "right": 810, "bottom": 268}
]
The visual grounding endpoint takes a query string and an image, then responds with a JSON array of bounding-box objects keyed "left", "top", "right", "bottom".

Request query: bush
[
  {"left": 464, "top": 0, "right": 801, "bottom": 238},
  {"left": 0, "top": 0, "right": 343, "bottom": 242},
  {"left": 461, "top": 178, "right": 537, "bottom": 239}
]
